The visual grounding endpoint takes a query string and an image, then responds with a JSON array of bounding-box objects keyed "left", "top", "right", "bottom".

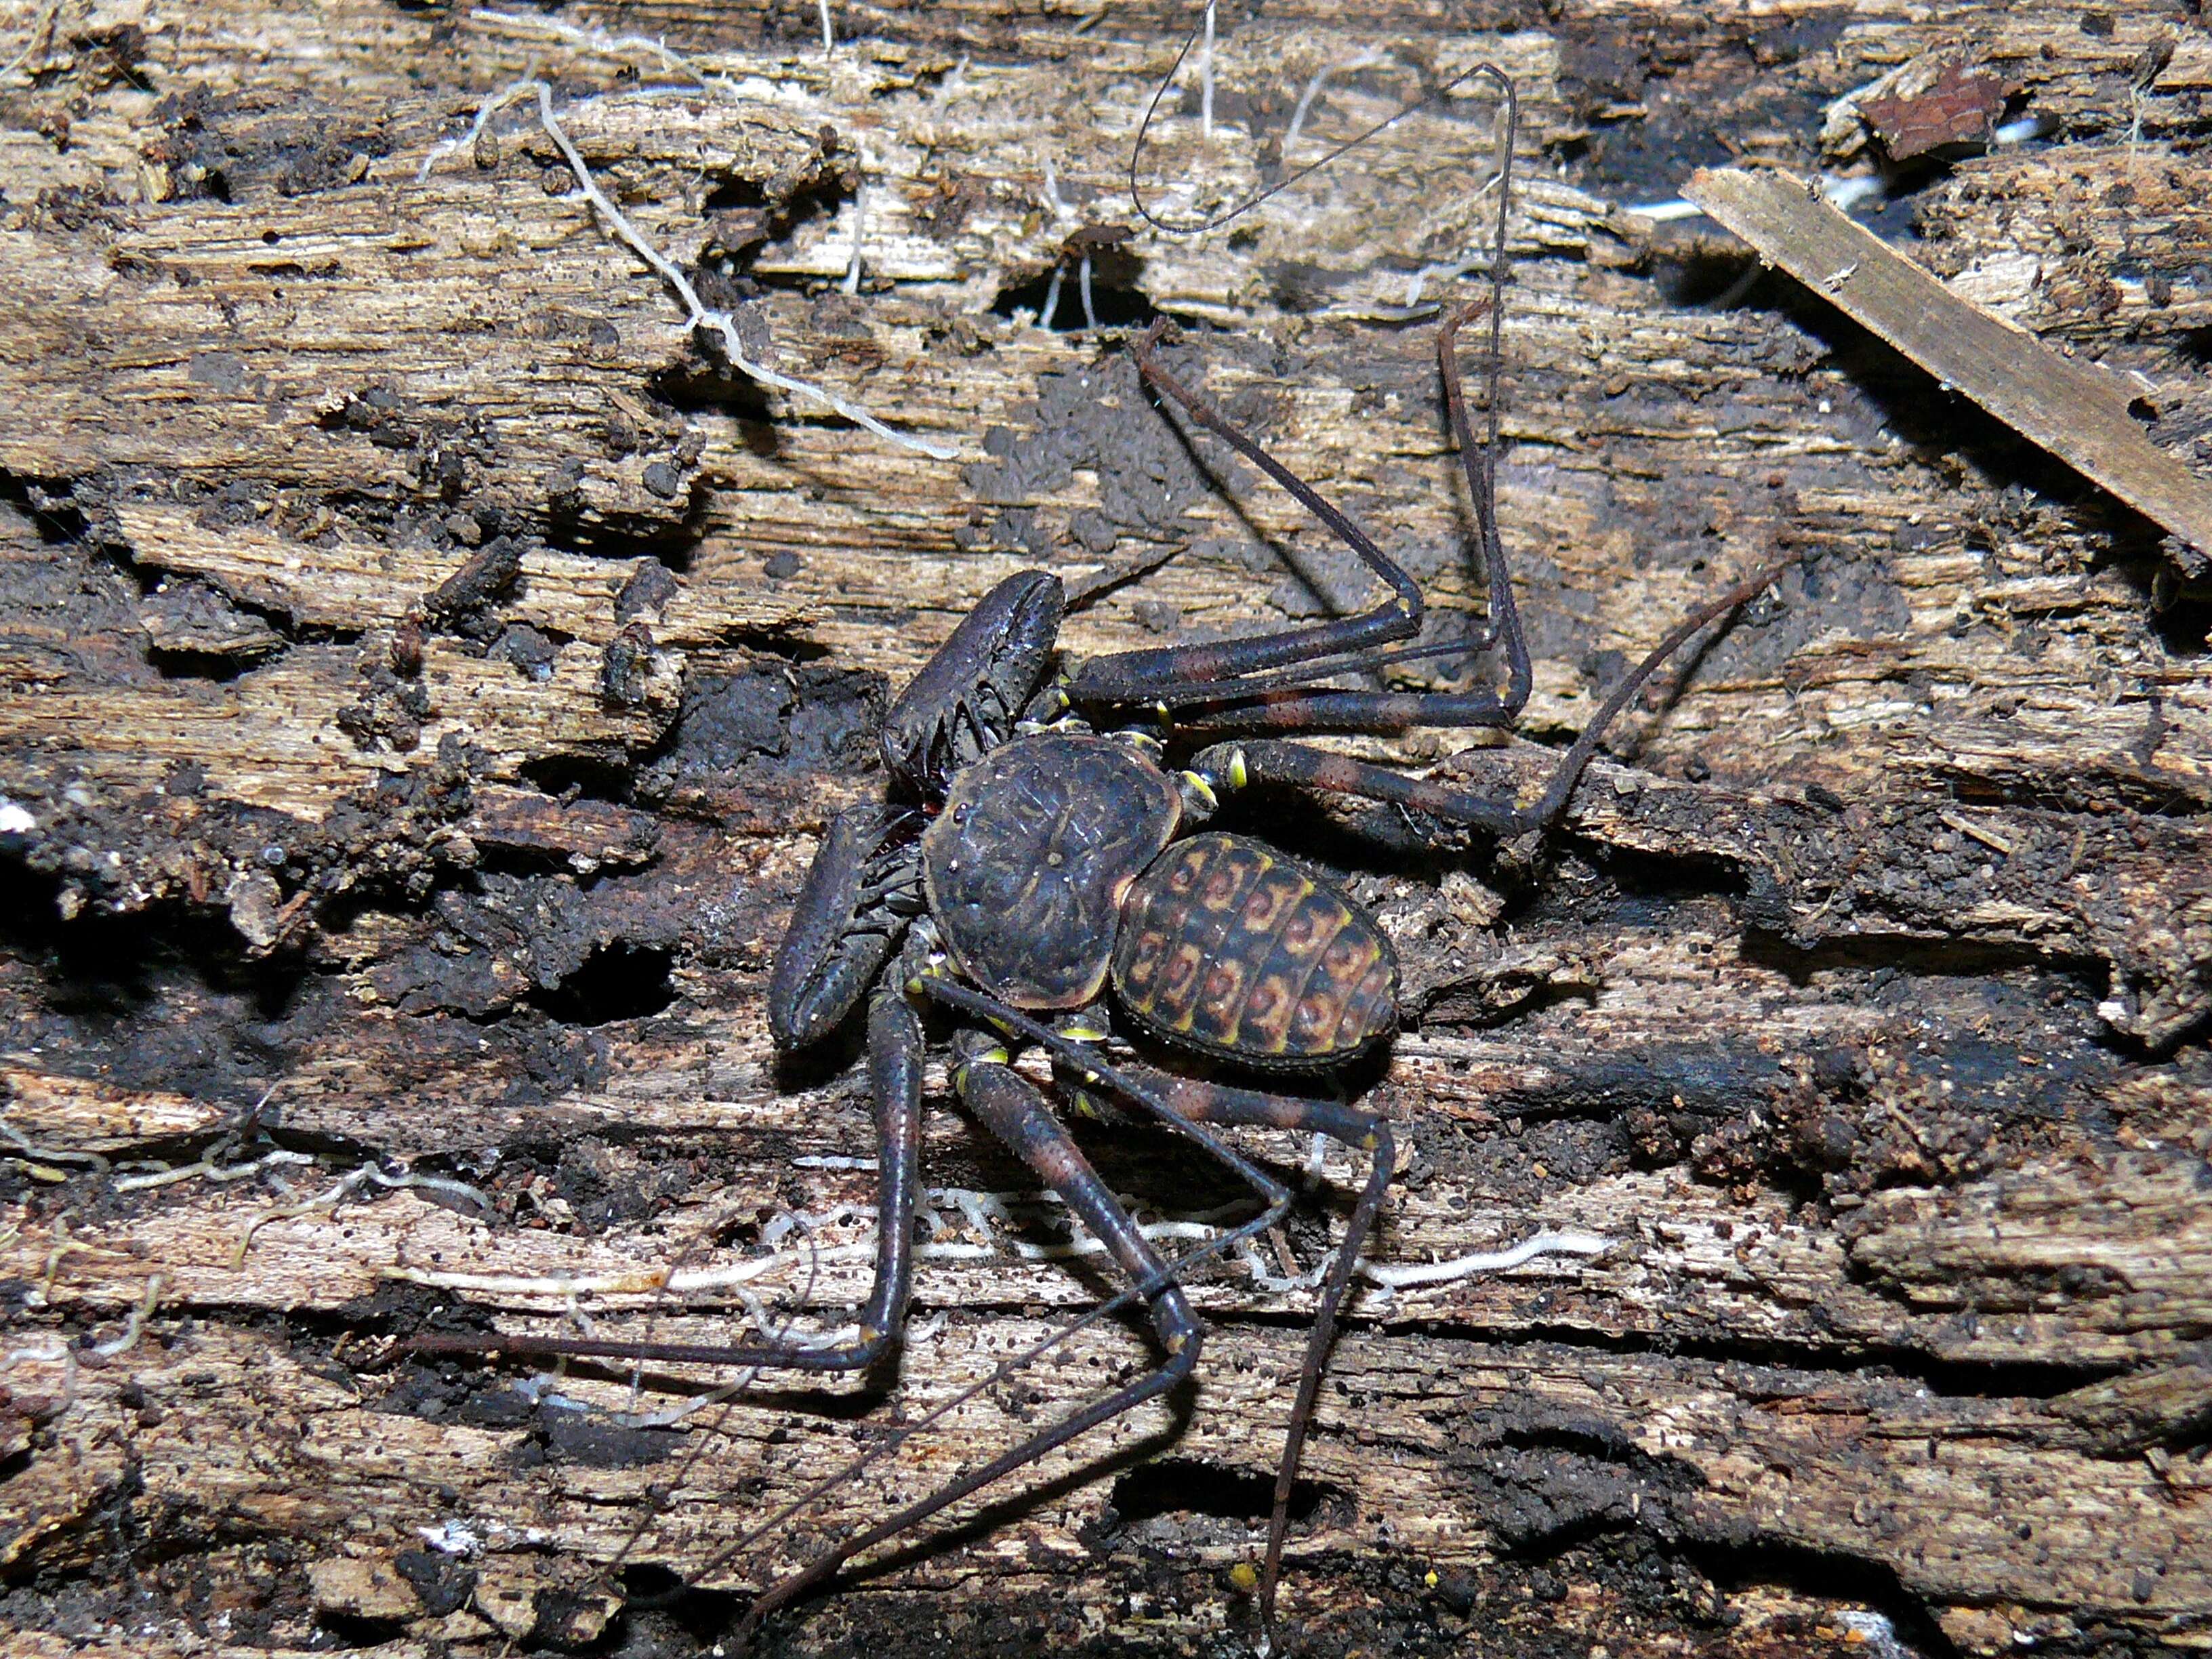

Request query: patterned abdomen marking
[{"left": 1111, "top": 832, "right": 1397, "bottom": 1066}]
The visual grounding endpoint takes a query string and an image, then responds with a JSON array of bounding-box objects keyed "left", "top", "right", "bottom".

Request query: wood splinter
[{"left": 1682, "top": 165, "right": 2212, "bottom": 569}]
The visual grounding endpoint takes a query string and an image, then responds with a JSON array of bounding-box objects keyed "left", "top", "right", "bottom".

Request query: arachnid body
[
  {"left": 407, "top": 65, "right": 1774, "bottom": 1644},
  {"left": 417, "top": 293, "right": 1779, "bottom": 1646}
]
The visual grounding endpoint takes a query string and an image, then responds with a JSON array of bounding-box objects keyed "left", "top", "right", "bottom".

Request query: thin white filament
[
  {"left": 1282, "top": 49, "right": 1387, "bottom": 162},
  {"left": 1199, "top": 1, "right": 1216, "bottom": 140},
  {"left": 419, "top": 80, "right": 956, "bottom": 460}
]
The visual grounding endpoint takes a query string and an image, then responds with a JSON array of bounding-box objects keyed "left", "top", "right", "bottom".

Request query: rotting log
[{"left": 1, "top": 3, "right": 2209, "bottom": 1656}]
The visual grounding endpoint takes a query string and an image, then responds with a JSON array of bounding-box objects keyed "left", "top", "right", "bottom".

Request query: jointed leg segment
[
  {"left": 411, "top": 984, "right": 928, "bottom": 1377},
  {"left": 1067, "top": 312, "right": 1536, "bottom": 733},
  {"left": 735, "top": 975, "right": 1357, "bottom": 1637},
  {"left": 1186, "top": 557, "right": 1786, "bottom": 838},
  {"left": 737, "top": 1026, "right": 1218, "bottom": 1636},
  {"left": 1109, "top": 1066, "right": 1397, "bottom": 1642}
]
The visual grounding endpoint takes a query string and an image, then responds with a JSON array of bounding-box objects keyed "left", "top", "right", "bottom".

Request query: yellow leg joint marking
[{"left": 1114, "top": 729, "right": 1165, "bottom": 761}]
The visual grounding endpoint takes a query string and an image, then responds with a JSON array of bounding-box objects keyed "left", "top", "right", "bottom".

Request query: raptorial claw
[
  {"left": 880, "top": 571, "right": 1065, "bottom": 794},
  {"left": 767, "top": 804, "right": 922, "bottom": 1050}
]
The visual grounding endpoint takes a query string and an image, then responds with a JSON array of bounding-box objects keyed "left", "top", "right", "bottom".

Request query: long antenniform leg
[
  {"left": 1060, "top": 310, "right": 1785, "bottom": 844},
  {"left": 1192, "top": 556, "right": 1784, "bottom": 838},
  {"left": 409, "top": 985, "right": 928, "bottom": 1375},
  {"left": 1071, "top": 307, "right": 1531, "bottom": 730},
  {"left": 1096, "top": 1064, "right": 1395, "bottom": 1650},
  {"left": 733, "top": 978, "right": 1309, "bottom": 1644},
  {"left": 1071, "top": 76, "right": 1528, "bottom": 725},
  {"left": 1081, "top": 315, "right": 1782, "bottom": 755}
]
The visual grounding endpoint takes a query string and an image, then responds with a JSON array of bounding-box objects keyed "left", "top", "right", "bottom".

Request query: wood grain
[
  {"left": 1683, "top": 163, "right": 2212, "bottom": 561},
  {"left": 1, "top": 3, "right": 2207, "bottom": 1656}
]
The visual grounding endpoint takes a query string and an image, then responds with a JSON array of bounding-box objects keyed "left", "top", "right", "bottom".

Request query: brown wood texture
[
  {"left": 1, "top": 3, "right": 2209, "bottom": 1656},
  {"left": 1683, "top": 163, "right": 2212, "bottom": 562}
]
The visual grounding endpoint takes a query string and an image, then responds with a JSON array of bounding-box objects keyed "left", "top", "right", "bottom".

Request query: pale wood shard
[
  {"left": 0, "top": 1067, "right": 232, "bottom": 1151},
  {"left": 1682, "top": 163, "right": 2212, "bottom": 563},
  {"left": 111, "top": 504, "right": 815, "bottom": 642},
  {"left": 1, "top": 3, "right": 2209, "bottom": 1658}
]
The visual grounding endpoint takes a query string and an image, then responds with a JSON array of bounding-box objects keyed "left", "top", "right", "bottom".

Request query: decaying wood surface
[
  {"left": 1, "top": 3, "right": 2209, "bottom": 1656},
  {"left": 1683, "top": 163, "right": 2212, "bottom": 563}
]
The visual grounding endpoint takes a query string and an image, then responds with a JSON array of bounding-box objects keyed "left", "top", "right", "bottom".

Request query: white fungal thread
[
  {"left": 467, "top": 8, "right": 732, "bottom": 96},
  {"left": 91, "top": 1274, "right": 164, "bottom": 1357},
  {"left": 842, "top": 172, "right": 867, "bottom": 295},
  {"left": 233, "top": 1160, "right": 493, "bottom": 1267},
  {"left": 1282, "top": 49, "right": 1388, "bottom": 162},
  {"left": 1199, "top": 1, "right": 1216, "bottom": 140},
  {"left": 418, "top": 79, "right": 956, "bottom": 461}
]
